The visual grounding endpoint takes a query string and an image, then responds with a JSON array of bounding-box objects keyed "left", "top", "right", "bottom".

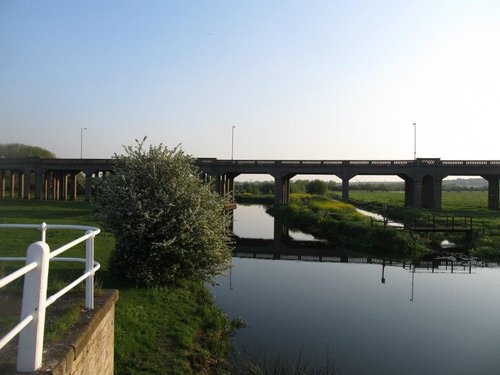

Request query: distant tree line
[
  {"left": 0, "top": 143, "right": 55, "bottom": 158},
  {"left": 235, "top": 178, "right": 488, "bottom": 195}
]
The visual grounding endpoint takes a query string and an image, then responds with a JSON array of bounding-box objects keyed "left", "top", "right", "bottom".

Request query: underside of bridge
[{"left": 0, "top": 169, "right": 110, "bottom": 201}]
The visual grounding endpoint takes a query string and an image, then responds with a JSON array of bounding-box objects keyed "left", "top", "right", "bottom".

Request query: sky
[{"left": 1, "top": 0, "right": 500, "bottom": 162}]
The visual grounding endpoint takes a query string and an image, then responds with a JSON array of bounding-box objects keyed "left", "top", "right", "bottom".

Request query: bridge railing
[
  {"left": 442, "top": 160, "right": 500, "bottom": 166},
  {"left": 0, "top": 223, "right": 101, "bottom": 372},
  {"left": 196, "top": 158, "right": 500, "bottom": 169}
]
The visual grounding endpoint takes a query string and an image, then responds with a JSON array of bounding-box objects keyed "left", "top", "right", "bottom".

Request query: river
[{"left": 208, "top": 204, "right": 500, "bottom": 374}]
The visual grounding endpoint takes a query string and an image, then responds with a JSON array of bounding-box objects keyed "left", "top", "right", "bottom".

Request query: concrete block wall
[{"left": 35, "top": 290, "right": 119, "bottom": 375}]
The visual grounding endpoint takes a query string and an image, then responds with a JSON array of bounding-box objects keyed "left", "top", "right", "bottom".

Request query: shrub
[
  {"left": 306, "top": 179, "right": 328, "bottom": 195},
  {"left": 94, "top": 139, "right": 233, "bottom": 286}
]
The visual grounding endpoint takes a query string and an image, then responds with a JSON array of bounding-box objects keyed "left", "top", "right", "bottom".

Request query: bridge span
[{"left": 0, "top": 157, "right": 499, "bottom": 210}]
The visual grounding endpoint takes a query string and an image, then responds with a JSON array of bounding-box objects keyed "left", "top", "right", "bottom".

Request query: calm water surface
[{"left": 209, "top": 205, "right": 500, "bottom": 374}]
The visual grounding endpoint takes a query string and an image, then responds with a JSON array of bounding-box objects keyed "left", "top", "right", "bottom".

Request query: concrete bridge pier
[
  {"left": 10, "top": 172, "right": 16, "bottom": 198},
  {"left": 34, "top": 169, "right": 44, "bottom": 200},
  {"left": 401, "top": 175, "right": 422, "bottom": 208},
  {"left": 401, "top": 174, "right": 442, "bottom": 209},
  {"left": 0, "top": 170, "right": 4, "bottom": 198},
  {"left": 422, "top": 175, "right": 443, "bottom": 209},
  {"left": 341, "top": 177, "right": 351, "bottom": 202},
  {"left": 23, "top": 168, "right": 31, "bottom": 199},
  {"left": 225, "top": 173, "right": 239, "bottom": 199},
  {"left": 212, "top": 173, "right": 239, "bottom": 198},
  {"left": 62, "top": 173, "right": 69, "bottom": 201},
  {"left": 273, "top": 173, "right": 295, "bottom": 204},
  {"left": 483, "top": 175, "right": 500, "bottom": 210},
  {"left": 71, "top": 173, "right": 78, "bottom": 200},
  {"left": 18, "top": 172, "right": 24, "bottom": 199},
  {"left": 84, "top": 170, "right": 94, "bottom": 202}
]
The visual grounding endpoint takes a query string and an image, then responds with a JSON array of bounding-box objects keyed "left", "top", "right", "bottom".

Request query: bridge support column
[
  {"left": 84, "top": 171, "right": 93, "bottom": 202},
  {"left": 273, "top": 174, "right": 294, "bottom": 204},
  {"left": 17, "top": 172, "right": 24, "bottom": 199},
  {"left": 483, "top": 175, "right": 500, "bottom": 210},
  {"left": 55, "top": 173, "right": 61, "bottom": 200},
  {"left": 413, "top": 179, "right": 422, "bottom": 208},
  {"left": 402, "top": 176, "right": 413, "bottom": 207},
  {"left": 71, "top": 173, "right": 78, "bottom": 200},
  {"left": 23, "top": 170, "right": 32, "bottom": 200},
  {"left": 10, "top": 172, "right": 16, "bottom": 199},
  {"left": 35, "top": 169, "right": 44, "bottom": 200},
  {"left": 211, "top": 173, "right": 239, "bottom": 198},
  {"left": 224, "top": 173, "right": 239, "bottom": 199},
  {"left": 341, "top": 178, "right": 350, "bottom": 202},
  {"left": 432, "top": 178, "right": 442, "bottom": 209},
  {"left": 62, "top": 173, "right": 69, "bottom": 201},
  {"left": 212, "top": 175, "right": 221, "bottom": 195},
  {"left": 44, "top": 174, "right": 49, "bottom": 200},
  {"left": 0, "top": 171, "right": 5, "bottom": 198},
  {"left": 402, "top": 176, "right": 422, "bottom": 208}
]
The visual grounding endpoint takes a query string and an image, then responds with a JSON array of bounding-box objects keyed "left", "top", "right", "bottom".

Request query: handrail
[{"left": 0, "top": 223, "right": 100, "bottom": 372}]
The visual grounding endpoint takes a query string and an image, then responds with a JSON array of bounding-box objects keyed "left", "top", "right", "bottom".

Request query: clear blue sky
[{"left": 1, "top": 0, "right": 500, "bottom": 160}]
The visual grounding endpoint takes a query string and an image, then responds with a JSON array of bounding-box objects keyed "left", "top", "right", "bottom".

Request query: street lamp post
[
  {"left": 413, "top": 122, "right": 416, "bottom": 160},
  {"left": 231, "top": 126, "right": 236, "bottom": 160},
  {"left": 80, "top": 127, "right": 87, "bottom": 159}
]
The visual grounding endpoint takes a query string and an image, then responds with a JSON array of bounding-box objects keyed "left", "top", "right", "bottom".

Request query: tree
[
  {"left": 306, "top": 179, "right": 328, "bottom": 195},
  {"left": 94, "top": 139, "right": 233, "bottom": 287},
  {"left": 0, "top": 143, "right": 55, "bottom": 158}
]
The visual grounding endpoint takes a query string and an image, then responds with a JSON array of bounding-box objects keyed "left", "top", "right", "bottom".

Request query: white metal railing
[{"left": 0, "top": 223, "right": 100, "bottom": 372}]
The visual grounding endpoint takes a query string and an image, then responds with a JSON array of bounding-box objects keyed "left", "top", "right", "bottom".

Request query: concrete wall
[{"left": 35, "top": 290, "right": 119, "bottom": 375}]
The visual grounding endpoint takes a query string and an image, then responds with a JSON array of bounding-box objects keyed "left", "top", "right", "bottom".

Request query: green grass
[
  {"left": 0, "top": 200, "right": 236, "bottom": 374},
  {"left": 115, "top": 282, "right": 237, "bottom": 374}
]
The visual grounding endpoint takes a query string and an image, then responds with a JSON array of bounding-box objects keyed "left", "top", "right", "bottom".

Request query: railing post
[
  {"left": 40, "top": 222, "right": 47, "bottom": 242},
  {"left": 85, "top": 230, "right": 95, "bottom": 309},
  {"left": 17, "top": 241, "right": 50, "bottom": 372}
]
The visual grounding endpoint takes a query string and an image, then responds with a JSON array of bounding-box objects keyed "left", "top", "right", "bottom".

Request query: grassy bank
[
  {"left": 347, "top": 191, "right": 500, "bottom": 261},
  {"left": 0, "top": 200, "right": 236, "bottom": 374},
  {"left": 268, "top": 194, "right": 429, "bottom": 258}
]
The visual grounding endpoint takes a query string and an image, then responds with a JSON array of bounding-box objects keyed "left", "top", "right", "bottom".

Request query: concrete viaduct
[{"left": 1, "top": 157, "right": 499, "bottom": 210}]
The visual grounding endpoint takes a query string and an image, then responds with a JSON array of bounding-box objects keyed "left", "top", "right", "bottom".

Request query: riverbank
[
  {"left": 0, "top": 200, "right": 237, "bottom": 374},
  {"left": 347, "top": 190, "right": 500, "bottom": 261},
  {"left": 267, "top": 194, "right": 429, "bottom": 258}
]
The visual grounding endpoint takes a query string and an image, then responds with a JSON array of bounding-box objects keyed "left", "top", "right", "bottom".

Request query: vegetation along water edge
[{"left": 267, "top": 194, "right": 430, "bottom": 259}]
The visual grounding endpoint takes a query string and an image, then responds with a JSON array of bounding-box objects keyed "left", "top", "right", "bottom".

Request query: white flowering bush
[{"left": 94, "top": 139, "right": 233, "bottom": 286}]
